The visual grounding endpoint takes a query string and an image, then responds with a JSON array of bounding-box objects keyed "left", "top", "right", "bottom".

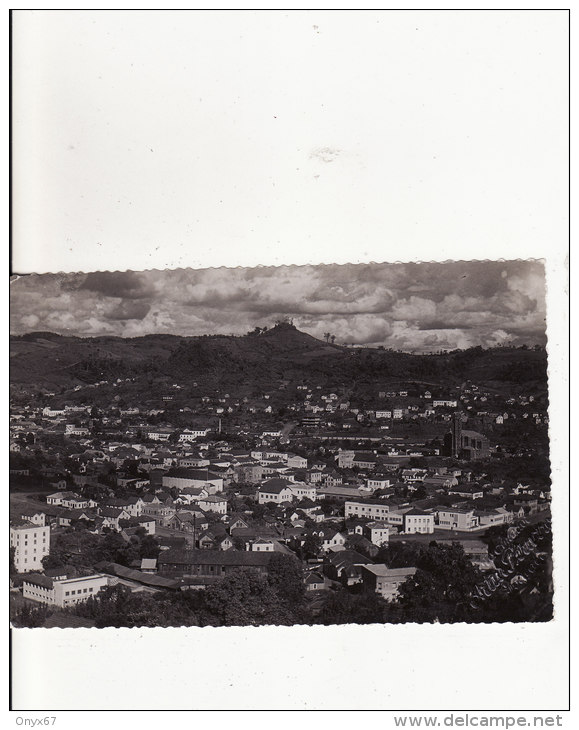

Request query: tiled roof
[
  {"left": 23, "top": 573, "right": 54, "bottom": 589},
  {"left": 158, "top": 549, "right": 274, "bottom": 567}
]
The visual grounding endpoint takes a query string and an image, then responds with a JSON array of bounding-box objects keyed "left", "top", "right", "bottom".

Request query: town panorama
[{"left": 10, "top": 311, "right": 552, "bottom": 627}]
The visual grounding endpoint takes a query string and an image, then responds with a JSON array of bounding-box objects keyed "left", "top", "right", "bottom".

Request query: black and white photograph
[
  {"left": 9, "top": 260, "right": 553, "bottom": 629},
  {"left": 8, "top": 7, "right": 569, "bottom": 717}
]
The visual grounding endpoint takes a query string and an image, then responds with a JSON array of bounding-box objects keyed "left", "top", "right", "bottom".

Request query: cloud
[
  {"left": 79, "top": 271, "right": 156, "bottom": 299},
  {"left": 9, "top": 261, "right": 547, "bottom": 351},
  {"left": 105, "top": 300, "right": 151, "bottom": 321},
  {"left": 20, "top": 314, "right": 39, "bottom": 329}
]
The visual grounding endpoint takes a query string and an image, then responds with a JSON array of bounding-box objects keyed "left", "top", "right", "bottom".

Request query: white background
[{"left": 7, "top": 6, "right": 571, "bottom": 719}]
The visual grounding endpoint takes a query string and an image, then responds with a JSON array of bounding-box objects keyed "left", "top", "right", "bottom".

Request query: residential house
[
  {"left": 174, "top": 486, "right": 209, "bottom": 505},
  {"left": 18, "top": 508, "right": 46, "bottom": 526},
  {"left": 364, "top": 521, "right": 390, "bottom": 546},
  {"left": 323, "top": 549, "right": 373, "bottom": 585},
  {"left": 366, "top": 477, "right": 391, "bottom": 491},
  {"left": 250, "top": 538, "right": 275, "bottom": 552},
  {"left": 287, "top": 454, "right": 308, "bottom": 469},
  {"left": 166, "top": 510, "right": 208, "bottom": 535},
  {"left": 196, "top": 496, "right": 228, "bottom": 515},
  {"left": 362, "top": 564, "right": 417, "bottom": 600},
  {"left": 99, "top": 507, "right": 131, "bottom": 531},
  {"left": 311, "top": 527, "right": 346, "bottom": 552},
  {"left": 257, "top": 479, "right": 294, "bottom": 505},
  {"left": 304, "top": 572, "right": 327, "bottom": 591}
]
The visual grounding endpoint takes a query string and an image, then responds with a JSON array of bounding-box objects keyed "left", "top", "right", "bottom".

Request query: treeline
[
  {"left": 14, "top": 530, "right": 551, "bottom": 629},
  {"left": 73, "top": 553, "right": 307, "bottom": 628}
]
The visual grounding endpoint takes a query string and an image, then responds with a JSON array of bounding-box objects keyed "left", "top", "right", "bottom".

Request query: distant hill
[{"left": 10, "top": 322, "right": 548, "bottom": 395}]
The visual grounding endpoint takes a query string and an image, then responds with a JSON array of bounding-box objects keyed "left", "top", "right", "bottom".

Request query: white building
[
  {"left": 365, "top": 522, "right": 390, "bottom": 546},
  {"left": 344, "top": 501, "right": 390, "bottom": 520},
  {"left": 22, "top": 573, "right": 109, "bottom": 607},
  {"left": 146, "top": 429, "right": 173, "bottom": 441},
  {"left": 402, "top": 509, "right": 435, "bottom": 534},
  {"left": 10, "top": 522, "right": 50, "bottom": 572},
  {"left": 362, "top": 565, "right": 417, "bottom": 601},
  {"left": 179, "top": 429, "right": 210, "bottom": 442},
  {"left": 366, "top": 478, "right": 391, "bottom": 491},
  {"left": 288, "top": 482, "right": 317, "bottom": 501},
  {"left": 375, "top": 410, "right": 392, "bottom": 419},
  {"left": 196, "top": 496, "right": 228, "bottom": 515},
  {"left": 250, "top": 539, "right": 275, "bottom": 552},
  {"left": 257, "top": 479, "right": 294, "bottom": 504},
  {"left": 65, "top": 424, "right": 90, "bottom": 436},
  {"left": 287, "top": 454, "right": 308, "bottom": 469}
]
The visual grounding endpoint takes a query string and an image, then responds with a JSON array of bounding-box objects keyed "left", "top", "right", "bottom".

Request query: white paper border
[{"left": 7, "top": 6, "right": 570, "bottom": 716}]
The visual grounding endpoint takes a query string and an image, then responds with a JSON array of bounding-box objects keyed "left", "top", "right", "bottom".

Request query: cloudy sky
[{"left": 10, "top": 260, "right": 546, "bottom": 352}]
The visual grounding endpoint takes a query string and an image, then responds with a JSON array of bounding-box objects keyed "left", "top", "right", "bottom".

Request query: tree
[
  {"left": 75, "top": 584, "right": 170, "bottom": 628},
  {"left": 267, "top": 553, "right": 305, "bottom": 607},
  {"left": 232, "top": 536, "right": 246, "bottom": 551},
  {"left": 11, "top": 603, "right": 51, "bottom": 628},
  {"left": 139, "top": 535, "right": 161, "bottom": 560},
  {"left": 43, "top": 529, "right": 102, "bottom": 570},
  {"left": 200, "top": 569, "right": 297, "bottom": 626},
  {"left": 315, "top": 587, "right": 389, "bottom": 625},
  {"left": 301, "top": 533, "right": 323, "bottom": 559},
  {"left": 9, "top": 547, "right": 17, "bottom": 577},
  {"left": 394, "top": 542, "right": 481, "bottom": 623}
]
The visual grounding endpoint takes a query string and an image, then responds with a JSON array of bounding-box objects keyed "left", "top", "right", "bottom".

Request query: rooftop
[{"left": 363, "top": 565, "right": 417, "bottom": 578}]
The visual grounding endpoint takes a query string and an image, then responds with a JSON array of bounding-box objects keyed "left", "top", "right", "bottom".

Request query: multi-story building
[
  {"left": 402, "top": 508, "right": 435, "bottom": 534},
  {"left": 22, "top": 573, "right": 109, "bottom": 607},
  {"left": 335, "top": 450, "right": 355, "bottom": 469},
  {"left": 364, "top": 522, "right": 390, "bottom": 546},
  {"left": 179, "top": 429, "right": 210, "bottom": 442},
  {"left": 257, "top": 479, "right": 294, "bottom": 504},
  {"left": 196, "top": 496, "right": 228, "bottom": 515},
  {"left": 344, "top": 501, "right": 390, "bottom": 520},
  {"left": 366, "top": 478, "right": 391, "bottom": 491},
  {"left": 434, "top": 507, "right": 479, "bottom": 531},
  {"left": 10, "top": 522, "right": 50, "bottom": 572},
  {"left": 288, "top": 482, "right": 317, "bottom": 501}
]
